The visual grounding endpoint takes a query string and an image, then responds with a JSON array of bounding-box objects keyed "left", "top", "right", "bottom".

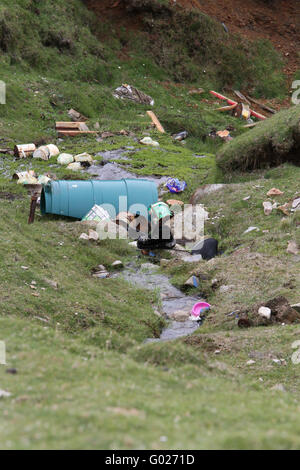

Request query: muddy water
[{"left": 114, "top": 262, "right": 202, "bottom": 342}]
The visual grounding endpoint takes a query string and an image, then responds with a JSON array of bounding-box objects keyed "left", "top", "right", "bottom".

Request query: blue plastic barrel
[{"left": 41, "top": 179, "right": 158, "bottom": 219}]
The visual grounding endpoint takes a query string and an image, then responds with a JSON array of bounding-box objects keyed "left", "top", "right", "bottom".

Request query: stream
[{"left": 113, "top": 262, "right": 203, "bottom": 342}]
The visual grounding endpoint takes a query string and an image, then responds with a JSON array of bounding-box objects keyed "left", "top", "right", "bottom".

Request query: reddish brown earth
[{"left": 85, "top": 0, "right": 299, "bottom": 80}]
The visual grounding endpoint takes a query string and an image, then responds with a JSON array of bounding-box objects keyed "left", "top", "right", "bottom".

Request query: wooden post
[
  {"left": 146, "top": 111, "right": 165, "bottom": 133},
  {"left": 28, "top": 195, "right": 38, "bottom": 224}
]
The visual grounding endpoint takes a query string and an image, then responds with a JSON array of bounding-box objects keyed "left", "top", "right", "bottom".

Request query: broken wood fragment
[
  {"left": 215, "top": 103, "right": 237, "bottom": 112},
  {"left": 210, "top": 91, "right": 267, "bottom": 120},
  {"left": 146, "top": 111, "right": 165, "bottom": 133},
  {"left": 14, "top": 144, "right": 36, "bottom": 158},
  {"left": 245, "top": 95, "right": 276, "bottom": 114}
]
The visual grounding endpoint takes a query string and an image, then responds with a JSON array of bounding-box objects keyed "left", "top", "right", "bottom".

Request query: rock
[
  {"left": 168, "top": 310, "right": 191, "bottom": 322},
  {"left": 263, "top": 201, "right": 273, "bottom": 215},
  {"left": 191, "top": 238, "right": 218, "bottom": 260},
  {"left": 267, "top": 188, "right": 284, "bottom": 196},
  {"left": 258, "top": 306, "right": 271, "bottom": 320},
  {"left": 189, "top": 184, "right": 225, "bottom": 204},
  {"left": 246, "top": 360, "right": 256, "bottom": 365},
  {"left": 184, "top": 276, "right": 199, "bottom": 288},
  {"left": 264, "top": 296, "right": 300, "bottom": 324},
  {"left": 287, "top": 240, "right": 299, "bottom": 255}
]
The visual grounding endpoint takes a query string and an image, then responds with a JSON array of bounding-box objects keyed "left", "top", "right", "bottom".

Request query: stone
[
  {"left": 287, "top": 240, "right": 299, "bottom": 255},
  {"left": 182, "top": 254, "right": 202, "bottom": 263},
  {"left": 258, "top": 306, "right": 272, "bottom": 320},
  {"left": 67, "top": 162, "right": 82, "bottom": 171},
  {"left": 57, "top": 153, "right": 74, "bottom": 165},
  {"left": 246, "top": 360, "right": 256, "bottom": 365},
  {"left": 140, "top": 137, "right": 159, "bottom": 147},
  {"left": 168, "top": 310, "right": 191, "bottom": 322}
]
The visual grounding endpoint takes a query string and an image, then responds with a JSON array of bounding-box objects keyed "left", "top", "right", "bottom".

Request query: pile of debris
[{"left": 238, "top": 296, "right": 300, "bottom": 328}]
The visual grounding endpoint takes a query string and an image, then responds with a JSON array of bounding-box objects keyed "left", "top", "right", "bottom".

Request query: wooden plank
[
  {"left": 55, "top": 122, "right": 83, "bottom": 130},
  {"left": 245, "top": 95, "right": 276, "bottom": 114},
  {"left": 210, "top": 91, "right": 267, "bottom": 120},
  {"left": 233, "top": 90, "right": 251, "bottom": 104},
  {"left": 57, "top": 130, "right": 98, "bottom": 137},
  {"left": 215, "top": 103, "right": 237, "bottom": 112},
  {"left": 146, "top": 111, "right": 165, "bottom": 133}
]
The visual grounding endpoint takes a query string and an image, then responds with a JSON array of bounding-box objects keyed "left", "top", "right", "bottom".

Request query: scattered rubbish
[
  {"left": 267, "top": 187, "right": 284, "bottom": 197},
  {"left": 113, "top": 84, "right": 154, "bottom": 106},
  {"left": 188, "top": 88, "right": 204, "bottom": 95},
  {"left": 233, "top": 90, "right": 250, "bottom": 104},
  {"left": 14, "top": 144, "right": 36, "bottom": 158},
  {"left": 291, "top": 304, "right": 300, "bottom": 313},
  {"left": 184, "top": 276, "right": 199, "bottom": 288},
  {"left": 263, "top": 201, "right": 273, "bottom": 215},
  {"left": 6, "top": 368, "right": 17, "bottom": 375},
  {"left": 0, "top": 147, "right": 14, "bottom": 155},
  {"left": 82, "top": 205, "right": 111, "bottom": 223},
  {"left": 111, "top": 260, "right": 123, "bottom": 268},
  {"left": 13, "top": 170, "right": 37, "bottom": 184},
  {"left": 0, "top": 390, "right": 11, "bottom": 398},
  {"left": 33, "top": 146, "right": 51, "bottom": 161},
  {"left": 149, "top": 202, "right": 172, "bottom": 224},
  {"left": 243, "top": 196, "right": 251, "bottom": 201},
  {"left": 287, "top": 240, "right": 299, "bottom": 255},
  {"left": 167, "top": 199, "right": 184, "bottom": 207},
  {"left": 216, "top": 129, "right": 233, "bottom": 142},
  {"left": 137, "top": 231, "right": 176, "bottom": 251},
  {"left": 44, "top": 279, "right": 58, "bottom": 289},
  {"left": 74, "top": 153, "right": 93, "bottom": 164},
  {"left": 55, "top": 122, "right": 98, "bottom": 137},
  {"left": 215, "top": 103, "right": 237, "bottom": 113},
  {"left": 239, "top": 296, "right": 300, "bottom": 328},
  {"left": 245, "top": 95, "right": 276, "bottom": 115},
  {"left": 191, "top": 302, "right": 211, "bottom": 318},
  {"left": 258, "top": 306, "right": 272, "bottom": 320},
  {"left": 173, "top": 131, "right": 188, "bottom": 141},
  {"left": 57, "top": 153, "right": 74, "bottom": 165},
  {"left": 79, "top": 230, "right": 99, "bottom": 241},
  {"left": 243, "top": 226, "right": 259, "bottom": 234},
  {"left": 140, "top": 136, "right": 160, "bottom": 147},
  {"left": 92, "top": 264, "right": 110, "bottom": 279},
  {"left": 79, "top": 233, "right": 89, "bottom": 240},
  {"left": 67, "top": 162, "right": 82, "bottom": 171},
  {"left": 209, "top": 91, "right": 267, "bottom": 120},
  {"left": 232, "top": 103, "right": 251, "bottom": 120},
  {"left": 165, "top": 178, "right": 187, "bottom": 193},
  {"left": 292, "top": 197, "right": 300, "bottom": 211},
  {"left": 246, "top": 360, "right": 256, "bottom": 366},
  {"left": 221, "top": 22, "right": 229, "bottom": 33},
  {"left": 41, "top": 179, "right": 158, "bottom": 220},
  {"left": 146, "top": 111, "right": 165, "bottom": 133},
  {"left": 191, "top": 238, "right": 218, "bottom": 260},
  {"left": 277, "top": 203, "right": 291, "bottom": 216},
  {"left": 68, "top": 108, "right": 88, "bottom": 122},
  {"left": 88, "top": 229, "right": 99, "bottom": 241}
]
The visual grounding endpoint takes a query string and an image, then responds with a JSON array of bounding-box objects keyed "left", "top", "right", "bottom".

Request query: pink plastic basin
[{"left": 191, "top": 302, "right": 211, "bottom": 317}]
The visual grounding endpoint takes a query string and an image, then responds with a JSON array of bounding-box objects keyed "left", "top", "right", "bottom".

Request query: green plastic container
[{"left": 41, "top": 179, "right": 158, "bottom": 219}]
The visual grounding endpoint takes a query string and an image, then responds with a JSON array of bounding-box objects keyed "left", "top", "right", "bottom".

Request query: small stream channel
[{"left": 113, "top": 262, "right": 203, "bottom": 342}]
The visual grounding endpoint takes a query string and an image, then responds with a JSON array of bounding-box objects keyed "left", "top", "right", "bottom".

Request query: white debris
[{"left": 258, "top": 306, "right": 272, "bottom": 320}]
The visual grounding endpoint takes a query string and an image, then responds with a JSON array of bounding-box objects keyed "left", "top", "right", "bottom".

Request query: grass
[
  {"left": 217, "top": 105, "right": 300, "bottom": 171},
  {"left": 0, "top": 0, "right": 299, "bottom": 450}
]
